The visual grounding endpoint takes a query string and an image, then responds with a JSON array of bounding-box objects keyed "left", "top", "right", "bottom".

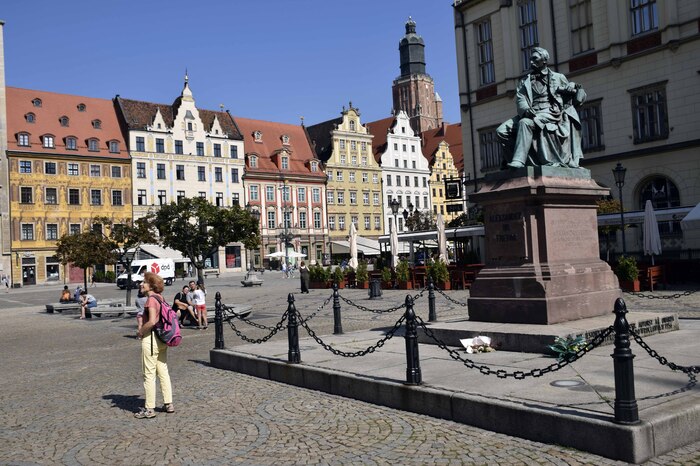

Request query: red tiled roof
[
  {"left": 234, "top": 117, "right": 325, "bottom": 180},
  {"left": 6, "top": 87, "right": 128, "bottom": 159},
  {"left": 365, "top": 116, "right": 396, "bottom": 164},
  {"left": 421, "top": 122, "right": 464, "bottom": 172}
]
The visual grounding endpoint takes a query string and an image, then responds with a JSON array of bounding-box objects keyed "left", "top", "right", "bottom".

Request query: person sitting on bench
[
  {"left": 79, "top": 290, "right": 97, "bottom": 320},
  {"left": 59, "top": 286, "right": 72, "bottom": 303}
]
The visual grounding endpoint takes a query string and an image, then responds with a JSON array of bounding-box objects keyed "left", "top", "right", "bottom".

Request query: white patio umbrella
[
  {"left": 643, "top": 200, "right": 662, "bottom": 265},
  {"left": 287, "top": 251, "right": 307, "bottom": 259},
  {"left": 681, "top": 202, "right": 700, "bottom": 231},
  {"left": 265, "top": 251, "right": 285, "bottom": 258},
  {"left": 390, "top": 225, "right": 399, "bottom": 269},
  {"left": 348, "top": 223, "right": 358, "bottom": 269},
  {"left": 437, "top": 213, "right": 448, "bottom": 263}
]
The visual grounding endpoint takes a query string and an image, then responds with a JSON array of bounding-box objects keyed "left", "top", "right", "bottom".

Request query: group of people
[
  {"left": 135, "top": 280, "right": 207, "bottom": 334},
  {"left": 59, "top": 285, "right": 96, "bottom": 320}
]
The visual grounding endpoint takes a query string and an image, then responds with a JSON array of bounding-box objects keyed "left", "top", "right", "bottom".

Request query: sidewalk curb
[{"left": 210, "top": 348, "right": 699, "bottom": 463}]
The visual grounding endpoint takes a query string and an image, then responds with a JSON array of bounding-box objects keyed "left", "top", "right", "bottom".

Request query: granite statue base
[{"left": 468, "top": 167, "right": 621, "bottom": 325}]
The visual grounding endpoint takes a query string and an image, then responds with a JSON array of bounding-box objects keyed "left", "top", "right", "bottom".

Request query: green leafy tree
[
  {"left": 405, "top": 210, "right": 437, "bottom": 232},
  {"left": 150, "top": 197, "right": 260, "bottom": 285},
  {"left": 55, "top": 230, "right": 116, "bottom": 291}
]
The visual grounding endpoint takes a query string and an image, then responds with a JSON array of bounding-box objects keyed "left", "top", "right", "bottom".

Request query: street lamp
[
  {"left": 389, "top": 198, "right": 400, "bottom": 233},
  {"left": 279, "top": 180, "right": 293, "bottom": 275},
  {"left": 612, "top": 162, "right": 627, "bottom": 255},
  {"left": 246, "top": 203, "right": 261, "bottom": 273}
]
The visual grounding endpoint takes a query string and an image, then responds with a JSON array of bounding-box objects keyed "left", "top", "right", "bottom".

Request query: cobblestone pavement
[{"left": 0, "top": 273, "right": 698, "bottom": 464}]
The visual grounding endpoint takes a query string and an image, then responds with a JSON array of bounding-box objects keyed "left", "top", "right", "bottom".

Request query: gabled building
[
  {"left": 421, "top": 122, "right": 463, "bottom": 223},
  {"left": 6, "top": 87, "right": 131, "bottom": 285},
  {"left": 115, "top": 76, "right": 247, "bottom": 271},
  {"left": 307, "top": 103, "right": 383, "bottom": 242},
  {"left": 235, "top": 117, "right": 329, "bottom": 268},
  {"left": 368, "top": 110, "right": 432, "bottom": 234}
]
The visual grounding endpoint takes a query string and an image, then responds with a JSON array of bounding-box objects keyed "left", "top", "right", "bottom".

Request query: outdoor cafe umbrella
[
  {"left": 643, "top": 200, "right": 662, "bottom": 265},
  {"left": 437, "top": 213, "right": 448, "bottom": 263},
  {"left": 390, "top": 224, "right": 399, "bottom": 269},
  {"left": 348, "top": 223, "right": 358, "bottom": 270},
  {"left": 287, "top": 251, "right": 307, "bottom": 259},
  {"left": 265, "top": 251, "right": 286, "bottom": 258}
]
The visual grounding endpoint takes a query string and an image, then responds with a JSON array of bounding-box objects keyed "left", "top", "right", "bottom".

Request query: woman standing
[
  {"left": 193, "top": 284, "right": 207, "bottom": 329},
  {"left": 135, "top": 272, "right": 174, "bottom": 419},
  {"left": 299, "top": 261, "right": 310, "bottom": 294}
]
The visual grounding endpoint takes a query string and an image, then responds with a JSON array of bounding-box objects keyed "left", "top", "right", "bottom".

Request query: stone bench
[
  {"left": 241, "top": 273, "right": 264, "bottom": 287},
  {"left": 46, "top": 298, "right": 123, "bottom": 315},
  {"left": 203, "top": 268, "right": 220, "bottom": 278},
  {"left": 91, "top": 304, "right": 137, "bottom": 318}
]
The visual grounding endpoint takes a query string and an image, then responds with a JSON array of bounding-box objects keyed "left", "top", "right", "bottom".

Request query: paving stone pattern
[{"left": 0, "top": 273, "right": 698, "bottom": 464}]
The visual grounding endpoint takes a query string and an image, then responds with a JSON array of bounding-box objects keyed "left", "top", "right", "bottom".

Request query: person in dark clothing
[{"left": 299, "top": 261, "right": 310, "bottom": 294}]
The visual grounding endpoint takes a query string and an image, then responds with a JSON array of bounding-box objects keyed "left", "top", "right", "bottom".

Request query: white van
[{"left": 116, "top": 259, "right": 175, "bottom": 289}]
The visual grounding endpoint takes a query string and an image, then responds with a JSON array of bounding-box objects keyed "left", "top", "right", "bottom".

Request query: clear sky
[{"left": 2, "top": 0, "right": 459, "bottom": 127}]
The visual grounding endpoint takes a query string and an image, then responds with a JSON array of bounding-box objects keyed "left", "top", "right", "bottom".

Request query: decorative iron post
[
  {"left": 214, "top": 291, "right": 224, "bottom": 349},
  {"left": 428, "top": 277, "right": 437, "bottom": 322},
  {"left": 333, "top": 282, "right": 343, "bottom": 335},
  {"left": 404, "top": 295, "right": 422, "bottom": 385},
  {"left": 612, "top": 298, "right": 639, "bottom": 424},
  {"left": 287, "top": 293, "right": 301, "bottom": 363}
]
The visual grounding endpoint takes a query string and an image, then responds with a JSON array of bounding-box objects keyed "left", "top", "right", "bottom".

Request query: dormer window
[
  {"left": 254, "top": 131, "right": 262, "bottom": 142},
  {"left": 32, "top": 98, "right": 42, "bottom": 107},
  {"left": 281, "top": 156, "right": 289, "bottom": 170},
  {"left": 187, "top": 122, "right": 193, "bottom": 131},
  {"left": 92, "top": 119, "right": 102, "bottom": 129},
  {"left": 349, "top": 120, "right": 356, "bottom": 131},
  {"left": 59, "top": 116, "right": 69, "bottom": 127},
  {"left": 17, "top": 133, "right": 30, "bottom": 146},
  {"left": 281, "top": 134, "right": 290, "bottom": 145},
  {"left": 77, "top": 103, "right": 86, "bottom": 112},
  {"left": 65, "top": 137, "right": 77, "bottom": 150},
  {"left": 249, "top": 155, "right": 258, "bottom": 168},
  {"left": 310, "top": 161, "right": 318, "bottom": 172},
  {"left": 88, "top": 138, "right": 99, "bottom": 152},
  {"left": 25, "top": 113, "right": 36, "bottom": 123},
  {"left": 215, "top": 129, "right": 219, "bottom": 135},
  {"left": 109, "top": 140, "right": 120, "bottom": 153},
  {"left": 42, "top": 135, "right": 55, "bottom": 148}
]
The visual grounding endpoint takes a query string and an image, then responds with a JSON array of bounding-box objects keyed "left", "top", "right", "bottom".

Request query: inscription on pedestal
[{"left": 485, "top": 209, "right": 527, "bottom": 265}]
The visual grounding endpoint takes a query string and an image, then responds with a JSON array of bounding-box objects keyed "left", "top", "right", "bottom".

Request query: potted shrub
[
  {"left": 309, "top": 264, "right": 328, "bottom": 289},
  {"left": 615, "top": 255, "right": 640, "bottom": 292},
  {"left": 332, "top": 266, "right": 346, "bottom": 289},
  {"left": 381, "top": 267, "right": 393, "bottom": 288},
  {"left": 396, "top": 259, "right": 412, "bottom": 289},
  {"left": 356, "top": 262, "right": 369, "bottom": 289},
  {"left": 427, "top": 259, "right": 450, "bottom": 290}
]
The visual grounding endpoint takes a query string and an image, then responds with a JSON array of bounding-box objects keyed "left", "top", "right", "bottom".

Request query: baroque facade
[
  {"left": 421, "top": 123, "right": 463, "bottom": 223},
  {"left": 114, "top": 77, "right": 247, "bottom": 271},
  {"left": 6, "top": 87, "right": 131, "bottom": 285},
  {"left": 306, "top": 104, "right": 384, "bottom": 243},
  {"left": 454, "top": 0, "right": 700, "bottom": 253}
]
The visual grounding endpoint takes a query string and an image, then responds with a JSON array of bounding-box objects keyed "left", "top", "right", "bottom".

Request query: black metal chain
[
  {"left": 221, "top": 304, "right": 277, "bottom": 330},
  {"left": 297, "top": 310, "right": 406, "bottom": 357},
  {"left": 629, "top": 328, "right": 700, "bottom": 374},
  {"left": 225, "top": 309, "right": 289, "bottom": 344},
  {"left": 337, "top": 287, "right": 427, "bottom": 314},
  {"left": 417, "top": 315, "right": 614, "bottom": 379},
  {"left": 298, "top": 294, "right": 333, "bottom": 324},
  {"left": 624, "top": 289, "right": 699, "bottom": 300},
  {"left": 434, "top": 288, "right": 468, "bottom": 307}
]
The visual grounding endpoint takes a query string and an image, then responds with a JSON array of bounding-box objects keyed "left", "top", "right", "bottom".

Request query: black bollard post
[
  {"left": 287, "top": 293, "right": 301, "bottom": 364},
  {"left": 333, "top": 283, "right": 343, "bottom": 335},
  {"left": 214, "top": 291, "right": 224, "bottom": 349},
  {"left": 612, "top": 298, "right": 640, "bottom": 424},
  {"left": 404, "top": 295, "right": 422, "bottom": 385},
  {"left": 428, "top": 277, "right": 437, "bottom": 322}
]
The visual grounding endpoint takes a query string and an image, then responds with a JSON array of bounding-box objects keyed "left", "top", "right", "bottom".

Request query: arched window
[
  {"left": 65, "top": 137, "right": 78, "bottom": 150},
  {"left": 349, "top": 120, "right": 356, "bottom": 131},
  {"left": 92, "top": 119, "right": 102, "bottom": 129},
  {"left": 638, "top": 176, "right": 682, "bottom": 241},
  {"left": 25, "top": 113, "right": 36, "bottom": 123},
  {"left": 77, "top": 103, "right": 86, "bottom": 112},
  {"left": 88, "top": 138, "right": 99, "bottom": 151},
  {"left": 254, "top": 131, "right": 262, "bottom": 142},
  {"left": 249, "top": 155, "right": 258, "bottom": 168},
  {"left": 32, "top": 98, "right": 42, "bottom": 107},
  {"left": 17, "top": 133, "right": 30, "bottom": 146},
  {"left": 59, "top": 116, "right": 69, "bottom": 127}
]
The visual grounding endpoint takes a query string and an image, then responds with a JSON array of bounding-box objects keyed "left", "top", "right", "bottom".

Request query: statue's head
[{"left": 530, "top": 47, "right": 549, "bottom": 72}]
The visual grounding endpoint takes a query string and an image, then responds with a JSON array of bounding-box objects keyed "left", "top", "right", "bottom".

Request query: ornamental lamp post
[
  {"left": 389, "top": 198, "right": 400, "bottom": 233},
  {"left": 246, "top": 203, "right": 261, "bottom": 273},
  {"left": 612, "top": 162, "right": 627, "bottom": 255}
]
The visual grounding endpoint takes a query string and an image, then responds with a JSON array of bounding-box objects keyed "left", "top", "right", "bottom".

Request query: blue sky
[{"left": 2, "top": 0, "right": 459, "bottom": 126}]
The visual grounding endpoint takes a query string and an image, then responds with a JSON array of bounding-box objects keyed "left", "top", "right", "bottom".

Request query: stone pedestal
[{"left": 468, "top": 167, "right": 621, "bottom": 324}]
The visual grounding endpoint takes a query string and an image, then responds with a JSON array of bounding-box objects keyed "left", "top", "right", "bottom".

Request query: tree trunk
[{"left": 83, "top": 269, "right": 88, "bottom": 292}]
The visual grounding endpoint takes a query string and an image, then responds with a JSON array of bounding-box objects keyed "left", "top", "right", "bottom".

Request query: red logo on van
[{"left": 151, "top": 262, "right": 160, "bottom": 274}]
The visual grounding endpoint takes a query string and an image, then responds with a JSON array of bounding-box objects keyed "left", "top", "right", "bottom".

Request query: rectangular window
[
  {"left": 338, "top": 216, "right": 345, "bottom": 230},
  {"left": 216, "top": 192, "right": 224, "bottom": 206},
  {"left": 20, "top": 187, "right": 33, "bottom": 204},
  {"left": 362, "top": 172, "right": 368, "bottom": 183},
  {"left": 198, "top": 166, "right": 206, "bottom": 181},
  {"left": 363, "top": 192, "right": 369, "bottom": 205},
  {"left": 349, "top": 172, "right": 356, "bottom": 182},
  {"left": 364, "top": 216, "right": 370, "bottom": 230},
  {"left": 137, "top": 189, "right": 146, "bottom": 206},
  {"left": 250, "top": 185, "right": 259, "bottom": 201},
  {"left": 361, "top": 141, "right": 367, "bottom": 152},
  {"left": 230, "top": 145, "right": 238, "bottom": 158},
  {"left": 339, "top": 140, "right": 346, "bottom": 150},
  {"left": 45, "top": 162, "right": 56, "bottom": 175},
  {"left": 215, "top": 167, "right": 223, "bottom": 182},
  {"left": 213, "top": 143, "right": 221, "bottom": 157},
  {"left": 267, "top": 211, "right": 276, "bottom": 229},
  {"left": 403, "top": 160, "right": 408, "bottom": 168},
  {"left": 630, "top": 0, "right": 658, "bottom": 36},
  {"left": 299, "top": 211, "right": 307, "bottom": 229},
  {"left": 386, "top": 175, "right": 392, "bottom": 187},
  {"left": 479, "top": 127, "right": 503, "bottom": 172},
  {"left": 232, "top": 193, "right": 240, "bottom": 206},
  {"left": 298, "top": 187, "right": 306, "bottom": 203},
  {"left": 196, "top": 142, "right": 204, "bottom": 156},
  {"left": 90, "top": 164, "right": 101, "bottom": 177},
  {"left": 231, "top": 168, "right": 239, "bottom": 183},
  {"left": 19, "top": 161, "right": 32, "bottom": 173},
  {"left": 373, "top": 173, "right": 378, "bottom": 184},
  {"left": 415, "top": 196, "right": 420, "bottom": 209},
  {"left": 340, "top": 154, "right": 346, "bottom": 164},
  {"left": 175, "top": 140, "right": 183, "bottom": 154},
  {"left": 177, "top": 191, "right": 185, "bottom": 204},
  {"left": 109, "top": 141, "right": 120, "bottom": 153},
  {"left": 157, "top": 190, "right": 166, "bottom": 205},
  {"left": 69, "top": 188, "right": 80, "bottom": 205},
  {"left": 361, "top": 156, "right": 367, "bottom": 166},
  {"left": 136, "top": 162, "right": 146, "bottom": 178},
  {"left": 45, "top": 188, "right": 57, "bottom": 205},
  {"left": 373, "top": 192, "right": 379, "bottom": 205},
  {"left": 281, "top": 186, "right": 291, "bottom": 203},
  {"left": 393, "top": 143, "right": 398, "bottom": 151},
  {"left": 424, "top": 196, "right": 428, "bottom": 209},
  {"left": 329, "top": 216, "right": 336, "bottom": 230},
  {"left": 312, "top": 188, "right": 320, "bottom": 203},
  {"left": 423, "top": 177, "right": 427, "bottom": 188},
  {"left": 314, "top": 211, "right": 321, "bottom": 229},
  {"left": 327, "top": 191, "right": 334, "bottom": 204},
  {"left": 112, "top": 190, "right": 123, "bottom": 206},
  {"left": 327, "top": 172, "right": 333, "bottom": 181},
  {"left": 414, "top": 176, "right": 419, "bottom": 187},
  {"left": 69, "top": 223, "right": 81, "bottom": 235},
  {"left": 176, "top": 165, "right": 185, "bottom": 180},
  {"left": 336, "top": 171, "right": 343, "bottom": 182},
  {"left": 68, "top": 163, "right": 79, "bottom": 176},
  {"left": 198, "top": 191, "right": 206, "bottom": 199},
  {"left": 580, "top": 100, "right": 604, "bottom": 152},
  {"left": 518, "top": 0, "right": 539, "bottom": 71},
  {"left": 476, "top": 18, "right": 495, "bottom": 85},
  {"left": 351, "top": 155, "right": 357, "bottom": 165},
  {"left": 157, "top": 163, "right": 166, "bottom": 179},
  {"left": 21, "top": 224, "right": 34, "bottom": 241},
  {"left": 402, "top": 144, "right": 407, "bottom": 152},
  {"left": 351, "top": 141, "right": 357, "bottom": 152},
  {"left": 396, "top": 175, "right": 401, "bottom": 187},
  {"left": 43, "top": 136, "right": 54, "bottom": 148},
  {"left": 266, "top": 186, "right": 275, "bottom": 202},
  {"left": 18, "top": 134, "right": 30, "bottom": 146},
  {"left": 570, "top": 0, "right": 593, "bottom": 55},
  {"left": 111, "top": 166, "right": 122, "bottom": 178},
  {"left": 630, "top": 82, "right": 668, "bottom": 143},
  {"left": 46, "top": 223, "right": 59, "bottom": 240},
  {"left": 91, "top": 189, "right": 102, "bottom": 205},
  {"left": 374, "top": 216, "right": 381, "bottom": 230},
  {"left": 281, "top": 157, "right": 289, "bottom": 169},
  {"left": 155, "top": 138, "right": 165, "bottom": 153},
  {"left": 136, "top": 136, "right": 145, "bottom": 151},
  {"left": 349, "top": 191, "right": 357, "bottom": 205},
  {"left": 337, "top": 191, "right": 345, "bottom": 204}
]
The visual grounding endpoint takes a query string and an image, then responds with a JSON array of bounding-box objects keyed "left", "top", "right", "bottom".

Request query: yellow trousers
[{"left": 141, "top": 332, "right": 173, "bottom": 409}]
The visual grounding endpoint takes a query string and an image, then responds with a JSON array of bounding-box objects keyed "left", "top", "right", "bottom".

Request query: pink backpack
[{"left": 152, "top": 295, "right": 182, "bottom": 347}]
